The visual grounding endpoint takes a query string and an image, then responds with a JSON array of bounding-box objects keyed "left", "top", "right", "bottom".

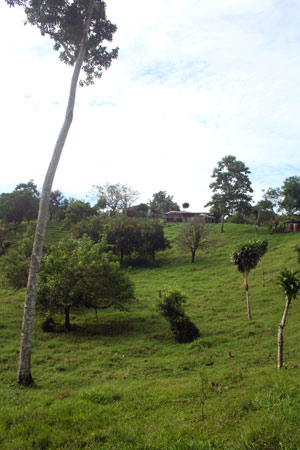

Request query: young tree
[
  {"left": 157, "top": 288, "right": 200, "bottom": 343},
  {"left": 6, "top": 0, "right": 118, "bottom": 385},
  {"left": 231, "top": 241, "right": 262, "bottom": 319},
  {"left": 205, "top": 155, "right": 253, "bottom": 232},
  {"left": 177, "top": 220, "right": 211, "bottom": 263},
  {"left": 149, "top": 191, "right": 180, "bottom": 214},
  {"left": 38, "top": 236, "right": 135, "bottom": 329},
  {"left": 256, "top": 240, "right": 268, "bottom": 287},
  {"left": 277, "top": 269, "right": 300, "bottom": 369}
]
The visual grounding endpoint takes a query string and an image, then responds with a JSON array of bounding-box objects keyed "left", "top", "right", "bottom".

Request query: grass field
[{"left": 1, "top": 221, "right": 300, "bottom": 449}]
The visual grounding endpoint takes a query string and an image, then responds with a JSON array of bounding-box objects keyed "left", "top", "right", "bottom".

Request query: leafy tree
[
  {"left": 105, "top": 217, "right": 142, "bottom": 265},
  {"left": 0, "top": 190, "right": 39, "bottom": 228},
  {"left": 177, "top": 220, "right": 211, "bottom": 263},
  {"left": 157, "top": 288, "right": 200, "bottom": 343},
  {"left": 127, "top": 203, "right": 149, "bottom": 218},
  {"left": 139, "top": 220, "right": 170, "bottom": 262},
  {"left": 277, "top": 269, "right": 300, "bottom": 369},
  {"left": 1, "top": 235, "right": 34, "bottom": 289},
  {"left": 63, "top": 200, "right": 98, "bottom": 229},
  {"left": 37, "top": 236, "right": 135, "bottom": 329},
  {"left": 280, "top": 176, "right": 300, "bottom": 215},
  {"left": 149, "top": 191, "right": 180, "bottom": 214},
  {"left": 15, "top": 180, "right": 39, "bottom": 198},
  {"left": 262, "top": 187, "right": 282, "bottom": 214},
  {"left": 182, "top": 202, "right": 189, "bottom": 209},
  {"left": 252, "top": 199, "right": 275, "bottom": 226},
  {"left": 205, "top": 155, "right": 253, "bottom": 232},
  {"left": 49, "top": 190, "right": 65, "bottom": 220},
  {"left": 6, "top": 0, "right": 118, "bottom": 385},
  {"left": 92, "top": 183, "right": 139, "bottom": 213},
  {"left": 70, "top": 215, "right": 105, "bottom": 242},
  {"left": 231, "top": 241, "right": 262, "bottom": 319}
]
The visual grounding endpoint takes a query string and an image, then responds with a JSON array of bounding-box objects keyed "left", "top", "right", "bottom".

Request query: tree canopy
[
  {"left": 38, "top": 236, "right": 135, "bottom": 329},
  {"left": 92, "top": 183, "right": 139, "bottom": 213},
  {"left": 280, "top": 176, "right": 300, "bottom": 215},
  {"left": 149, "top": 191, "right": 180, "bottom": 214},
  {"left": 205, "top": 155, "right": 253, "bottom": 232}
]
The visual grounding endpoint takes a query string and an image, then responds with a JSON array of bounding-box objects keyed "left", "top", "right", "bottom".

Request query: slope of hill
[{"left": 1, "top": 222, "right": 300, "bottom": 449}]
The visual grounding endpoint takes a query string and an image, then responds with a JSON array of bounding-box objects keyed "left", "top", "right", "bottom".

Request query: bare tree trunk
[
  {"left": 277, "top": 297, "right": 290, "bottom": 369},
  {"left": 17, "top": 0, "right": 96, "bottom": 386},
  {"left": 244, "top": 274, "right": 252, "bottom": 319},
  {"left": 260, "top": 260, "right": 265, "bottom": 287}
]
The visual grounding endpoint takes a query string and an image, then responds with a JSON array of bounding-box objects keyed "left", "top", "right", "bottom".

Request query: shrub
[{"left": 157, "top": 289, "right": 200, "bottom": 343}]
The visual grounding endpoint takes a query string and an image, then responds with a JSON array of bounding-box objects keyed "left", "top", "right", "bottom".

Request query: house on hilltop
[{"left": 163, "top": 210, "right": 216, "bottom": 223}]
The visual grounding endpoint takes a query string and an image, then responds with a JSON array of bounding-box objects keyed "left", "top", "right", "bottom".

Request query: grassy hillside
[{"left": 1, "top": 222, "right": 300, "bottom": 449}]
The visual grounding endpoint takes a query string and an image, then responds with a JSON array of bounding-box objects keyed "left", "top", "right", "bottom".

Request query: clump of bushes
[{"left": 157, "top": 288, "right": 199, "bottom": 343}]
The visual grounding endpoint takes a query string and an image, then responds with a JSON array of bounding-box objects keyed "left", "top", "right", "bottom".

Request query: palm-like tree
[
  {"left": 231, "top": 242, "right": 262, "bottom": 319},
  {"left": 277, "top": 269, "right": 300, "bottom": 369}
]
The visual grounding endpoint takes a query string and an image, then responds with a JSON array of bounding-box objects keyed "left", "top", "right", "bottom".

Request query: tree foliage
[
  {"left": 63, "top": 200, "right": 98, "bottom": 229},
  {"left": 92, "top": 183, "right": 139, "bottom": 213},
  {"left": 231, "top": 240, "right": 262, "bottom": 319},
  {"left": 205, "top": 155, "right": 253, "bottom": 232},
  {"left": 6, "top": 0, "right": 118, "bottom": 86},
  {"left": 277, "top": 268, "right": 300, "bottom": 369},
  {"left": 149, "top": 191, "right": 180, "bottom": 214},
  {"left": 157, "top": 288, "right": 200, "bottom": 343},
  {"left": 37, "top": 236, "right": 135, "bottom": 329},
  {"left": 177, "top": 220, "right": 211, "bottom": 263},
  {"left": 0, "top": 188, "right": 39, "bottom": 228},
  {"left": 49, "top": 190, "right": 65, "bottom": 220},
  {"left": 280, "top": 176, "right": 300, "bottom": 215},
  {"left": 105, "top": 217, "right": 170, "bottom": 265}
]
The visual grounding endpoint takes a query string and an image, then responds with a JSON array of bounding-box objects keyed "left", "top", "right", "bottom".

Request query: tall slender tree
[
  {"left": 231, "top": 241, "right": 262, "bottom": 319},
  {"left": 6, "top": 0, "right": 118, "bottom": 385},
  {"left": 277, "top": 269, "right": 300, "bottom": 369}
]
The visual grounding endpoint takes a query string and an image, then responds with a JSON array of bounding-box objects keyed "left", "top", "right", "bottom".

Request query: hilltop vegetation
[{"left": 1, "top": 222, "right": 300, "bottom": 449}]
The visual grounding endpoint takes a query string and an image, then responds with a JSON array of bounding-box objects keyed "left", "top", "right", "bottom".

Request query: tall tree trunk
[
  {"left": 244, "top": 274, "right": 252, "bottom": 319},
  {"left": 260, "top": 260, "right": 265, "bottom": 287},
  {"left": 17, "top": 0, "right": 96, "bottom": 386},
  {"left": 277, "top": 297, "right": 290, "bottom": 369},
  {"left": 220, "top": 214, "right": 224, "bottom": 233}
]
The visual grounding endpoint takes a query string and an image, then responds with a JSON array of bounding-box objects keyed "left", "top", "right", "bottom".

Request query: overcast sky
[{"left": 1, "top": 0, "right": 300, "bottom": 210}]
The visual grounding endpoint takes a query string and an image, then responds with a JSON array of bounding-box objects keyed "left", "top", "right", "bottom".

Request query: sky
[{"left": 1, "top": 0, "right": 300, "bottom": 211}]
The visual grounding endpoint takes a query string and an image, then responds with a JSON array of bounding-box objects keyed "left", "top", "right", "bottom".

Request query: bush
[
  {"left": 0, "top": 234, "right": 34, "bottom": 289},
  {"left": 157, "top": 289, "right": 200, "bottom": 343}
]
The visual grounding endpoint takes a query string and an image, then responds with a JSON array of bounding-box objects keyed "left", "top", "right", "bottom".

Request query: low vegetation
[{"left": 1, "top": 221, "right": 300, "bottom": 449}]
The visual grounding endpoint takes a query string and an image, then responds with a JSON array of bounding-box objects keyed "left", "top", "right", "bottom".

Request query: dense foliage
[
  {"left": 157, "top": 288, "right": 200, "bottom": 343},
  {"left": 37, "top": 236, "right": 135, "bottom": 329}
]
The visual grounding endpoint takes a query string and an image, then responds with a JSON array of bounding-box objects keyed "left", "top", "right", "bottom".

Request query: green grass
[{"left": 1, "top": 222, "right": 300, "bottom": 449}]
